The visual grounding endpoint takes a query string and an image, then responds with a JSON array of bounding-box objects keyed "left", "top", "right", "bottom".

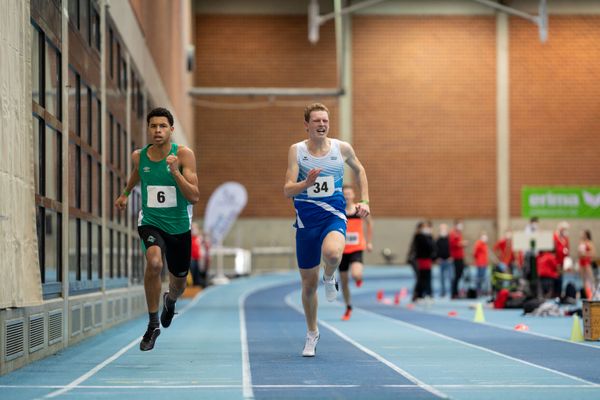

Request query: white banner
[{"left": 203, "top": 182, "right": 248, "bottom": 245}]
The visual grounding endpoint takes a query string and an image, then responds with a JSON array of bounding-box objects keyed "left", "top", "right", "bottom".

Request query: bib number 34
[{"left": 307, "top": 176, "right": 334, "bottom": 198}]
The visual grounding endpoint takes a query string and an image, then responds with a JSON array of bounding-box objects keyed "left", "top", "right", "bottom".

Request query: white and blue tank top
[{"left": 293, "top": 139, "right": 346, "bottom": 228}]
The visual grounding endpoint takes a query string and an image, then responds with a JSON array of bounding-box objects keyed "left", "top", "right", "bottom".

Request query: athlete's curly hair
[{"left": 147, "top": 107, "right": 174, "bottom": 127}]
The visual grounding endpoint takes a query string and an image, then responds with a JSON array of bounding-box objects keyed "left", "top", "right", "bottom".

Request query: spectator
[
  {"left": 450, "top": 219, "right": 468, "bottom": 299},
  {"left": 412, "top": 221, "right": 435, "bottom": 301},
  {"left": 473, "top": 231, "right": 489, "bottom": 296},
  {"left": 525, "top": 216, "right": 539, "bottom": 235},
  {"left": 578, "top": 230, "right": 596, "bottom": 299},
  {"left": 553, "top": 221, "right": 570, "bottom": 297},
  {"left": 436, "top": 224, "right": 452, "bottom": 297},
  {"left": 406, "top": 222, "right": 424, "bottom": 277},
  {"left": 190, "top": 223, "right": 202, "bottom": 286},
  {"left": 493, "top": 230, "right": 515, "bottom": 273},
  {"left": 198, "top": 230, "right": 211, "bottom": 288},
  {"left": 523, "top": 217, "right": 540, "bottom": 292},
  {"left": 536, "top": 250, "right": 559, "bottom": 298}
]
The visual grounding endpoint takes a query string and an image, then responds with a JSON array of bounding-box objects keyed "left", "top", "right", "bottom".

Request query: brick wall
[
  {"left": 193, "top": 15, "right": 338, "bottom": 218},
  {"left": 353, "top": 16, "right": 497, "bottom": 218},
  {"left": 192, "top": 12, "right": 600, "bottom": 220},
  {"left": 129, "top": 0, "right": 193, "bottom": 142},
  {"left": 510, "top": 16, "right": 600, "bottom": 216}
]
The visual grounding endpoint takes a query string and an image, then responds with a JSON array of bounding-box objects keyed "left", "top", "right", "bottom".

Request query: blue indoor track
[{"left": 1, "top": 267, "right": 599, "bottom": 400}]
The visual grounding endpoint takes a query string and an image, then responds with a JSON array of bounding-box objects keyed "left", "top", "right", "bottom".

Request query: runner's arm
[
  {"left": 340, "top": 141, "right": 370, "bottom": 216},
  {"left": 170, "top": 146, "right": 200, "bottom": 204},
  {"left": 114, "top": 150, "right": 141, "bottom": 210},
  {"left": 284, "top": 144, "right": 320, "bottom": 198},
  {"left": 365, "top": 214, "right": 374, "bottom": 252}
]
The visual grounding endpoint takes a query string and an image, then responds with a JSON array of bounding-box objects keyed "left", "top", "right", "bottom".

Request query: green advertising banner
[{"left": 522, "top": 187, "right": 600, "bottom": 218}]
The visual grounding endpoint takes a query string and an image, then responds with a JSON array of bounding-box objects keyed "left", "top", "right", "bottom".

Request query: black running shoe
[
  {"left": 160, "top": 292, "right": 177, "bottom": 328},
  {"left": 140, "top": 326, "right": 160, "bottom": 351}
]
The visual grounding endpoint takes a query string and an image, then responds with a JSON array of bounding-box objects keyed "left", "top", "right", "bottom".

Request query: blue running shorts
[{"left": 295, "top": 216, "right": 347, "bottom": 269}]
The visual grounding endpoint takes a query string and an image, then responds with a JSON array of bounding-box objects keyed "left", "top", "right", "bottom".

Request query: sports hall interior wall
[{"left": 192, "top": 1, "right": 600, "bottom": 264}]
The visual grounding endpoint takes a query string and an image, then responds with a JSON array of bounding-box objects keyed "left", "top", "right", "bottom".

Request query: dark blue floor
[
  {"left": 245, "top": 283, "right": 440, "bottom": 399},
  {"left": 353, "top": 292, "right": 600, "bottom": 384}
]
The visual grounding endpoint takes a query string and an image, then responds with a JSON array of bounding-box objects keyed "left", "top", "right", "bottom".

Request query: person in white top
[{"left": 284, "top": 103, "right": 370, "bottom": 356}]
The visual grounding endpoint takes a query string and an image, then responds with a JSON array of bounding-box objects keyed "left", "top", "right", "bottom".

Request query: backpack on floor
[{"left": 522, "top": 298, "right": 544, "bottom": 314}]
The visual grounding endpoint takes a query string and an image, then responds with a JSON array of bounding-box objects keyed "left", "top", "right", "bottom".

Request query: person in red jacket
[
  {"left": 493, "top": 230, "right": 515, "bottom": 273},
  {"left": 450, "top": 219, "right": 468, "bottom": 299},
  {"left": 473, "top": 231, "right": 489, "bottom": 296},
  {"left": 536, "top": 251, "right": 559, "bottom": 298},
  {"left": 553, "top": 221, "right": 570, "bottom": 297}
]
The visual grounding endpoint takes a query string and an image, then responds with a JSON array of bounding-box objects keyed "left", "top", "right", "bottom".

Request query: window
[
  {"left": 120, "top": 130, "right": 126, "bottom": 170},
  {"left": 80, "top": 151, "right": 90, "bottom": 212},
  {"left": 69, "top": 218, "right": 80, "bottom": 281},
  {"left": 81, "top": 220, "right": 90, "bottom": 279},
  {"left": 68, "top": 0, "right": 79, "bottom": 29},
  {"left": 116, "top": 122, "right": 121, "bottom": 170},
  {"left": 92, "top": 160, "right": 101, "bottom": 217},
  {"left": 108, "top": 113, "right": 114, "bottom": 163},
  {"left": 91, "top": 223, "right": 102, "bottom": 280},
  {"left": 45, "top": 40, "right": 61, "bottom": 119},
  {"left": 68, "top": 67, "right": 80, "bottom": 137},
  {"left": 91, "top": 5, "right": 100, "bottom": 50},
  {"left": 93, "top": 96, "right": 101, "bottom": 152},
  {"left": 109, "top": 28, "right": 114, "bottom": 79},
  {"left": 67, "top": 76, "right": 103, "bottom": 292},
  {"left": 33, "top": 115, "right": 42, "bottom": 195},
  {"left": 45, "top": 125, "right": 62, "bottom": 201},
  {"left": 80, "top": 0, "right": 90, "bottom": 45},
  {"left": 32, "top": 20, "right": 64, "bottom": 297},
  {"left": 131, "top": 72, "right": 137, "bottom": 112},
  {"left": 116, "top": 42, "right": 121, "bottom": 88},
  {"left": 122, "top": 60, "right": 128, "bottom": 90},
  {"left": 43, "top": 209, "right": 62, "bottom": 284},
  {"left": 81, "top": 84, "right": 90, "bottom": 144},
  {"left": 32, "top": 25, "right": 41, "bottom": 104}
]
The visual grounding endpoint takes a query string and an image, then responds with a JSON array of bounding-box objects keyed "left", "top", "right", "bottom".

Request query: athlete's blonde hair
[{"left": 304, "top": 103, "right": 330, "bottom": 122}]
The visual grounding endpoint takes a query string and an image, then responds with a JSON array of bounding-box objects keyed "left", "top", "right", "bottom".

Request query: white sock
[
  {"left": 323, "top": 273, "right": 334, "bottom": 281},
  {"left": 307, "top": 329, "right": 319, "bottom": 338}
]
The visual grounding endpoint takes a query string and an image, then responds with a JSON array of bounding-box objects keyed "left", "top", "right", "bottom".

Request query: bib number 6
[{"left": 147, "top": 185, "right": 177, "bottom": 208}]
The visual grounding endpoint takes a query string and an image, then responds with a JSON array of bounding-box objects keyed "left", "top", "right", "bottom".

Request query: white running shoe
[
  {"left": 323, "top": 275, "right": 339, "bottom": 302},
  {"left": 302, "top": 332, "right": 320, "bottom": 357}
]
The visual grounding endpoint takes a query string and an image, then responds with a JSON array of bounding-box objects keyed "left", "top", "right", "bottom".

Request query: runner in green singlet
[{"left": 115, "top": 107, "right": 199, "bottom": 351}]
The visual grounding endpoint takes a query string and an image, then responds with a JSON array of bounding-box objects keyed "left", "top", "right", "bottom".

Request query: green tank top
[{"left": 138, "top": 143, "right": 192, "bottom": 234}]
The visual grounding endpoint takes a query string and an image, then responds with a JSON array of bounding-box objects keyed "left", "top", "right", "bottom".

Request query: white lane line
[
  {"left": 357, "top": 306, "right": 600, "bottom": 387},
  {"left": 430, "top": 384, "right": 600, "bottom": 389},
  {"left": 239, "top": 290, "right": 254, "bottom": 399},
  {"left": 3, "top": 383, "right": 600, "bottom": 390},
  {"left": 44, "top": 289, "right": 208, "bottom": 399},
  {"left": 284, "top": 294, "right": 449, "bottom": 399},
  {"left": 471, "top": 318, "right": 600, "bottom": 350},
  {"left": 235, "top": 278, "right": 306, "bottom": 399}
]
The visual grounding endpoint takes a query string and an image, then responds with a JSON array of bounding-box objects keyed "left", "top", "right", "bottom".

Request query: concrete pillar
[
  {"left": 496, "top": 12, "right": 510, "bottom": 236},
  {"left": 0, "top": 0, "right": 42, "bottom": 308},
  {"left": 336, "top": 0, "right": 354, "bottom": 181}
]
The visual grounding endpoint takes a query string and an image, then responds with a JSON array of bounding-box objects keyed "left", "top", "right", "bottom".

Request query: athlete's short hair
[
  {"left": 147, "top": 107, "right": 174, "bottom": 126},
  {"left": 304, "top": 103, "right": 329, "bottom": 122}
]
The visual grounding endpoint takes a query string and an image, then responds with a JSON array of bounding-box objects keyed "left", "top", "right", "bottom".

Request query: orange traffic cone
[
  {"left": 394, "top": 292, "right": 401, "bottom": 305},
  {"left": 376, "top": 290, "right": 384, "bottom": 302}
]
